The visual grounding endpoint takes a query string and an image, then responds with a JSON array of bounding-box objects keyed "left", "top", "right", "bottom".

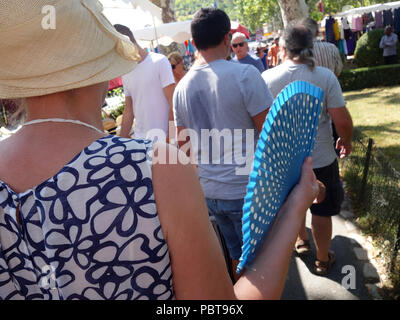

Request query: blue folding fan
[{"left": 237, "top": 81, "right": 324, "bottom": 273}]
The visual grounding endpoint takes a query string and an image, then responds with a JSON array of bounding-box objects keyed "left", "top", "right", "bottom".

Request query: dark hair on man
[
  {"left": 191, "top": 7, "right": 231, "bottom": 50},
  {"left": 114, "top": 24, "right": 137, "bottom": 44},
  {"left": 283, "top": 24, "right": 315, "bottom": 70},
  {"left": 300, "top": 17, "right": 319, "bottom": 38}
]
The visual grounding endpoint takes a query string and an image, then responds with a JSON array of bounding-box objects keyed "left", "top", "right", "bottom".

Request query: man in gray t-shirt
[
  {"left": 262, "top": 24, "right": 353, "bottom": 276},
  {"left": 173, "top": 8, "right": 273, "bottom": 276},
  {"left": 263, "top": 62, "right": 345, "bottom": 169},
  {"left": 231, "top": 32, "right": 265, "bottom": 73}
]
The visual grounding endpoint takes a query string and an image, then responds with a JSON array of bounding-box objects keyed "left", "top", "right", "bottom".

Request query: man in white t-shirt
[{"left": 114, "top": 24, "right": 175, "bottom": 141}]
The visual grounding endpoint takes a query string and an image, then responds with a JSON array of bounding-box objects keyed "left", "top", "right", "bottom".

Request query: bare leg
[
  {"left": 311, "top": 215, "right": 332, "bottom": 262},
  {"left": 297, "top": 214, "right": 309, "bottom": 242}
]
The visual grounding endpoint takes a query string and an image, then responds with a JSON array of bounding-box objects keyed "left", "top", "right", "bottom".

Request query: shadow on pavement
[{"left": 281, "top": 227, "right": 374, "bottom": 300}]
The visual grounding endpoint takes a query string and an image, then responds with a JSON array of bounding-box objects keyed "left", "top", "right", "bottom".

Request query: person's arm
[
  {"left": 152, "top": 143, "right": 319, "bottom": 300},
  {"left": 158, "top": 56, "right": 176, "bottom": 143},
  {"left": 176, "top": 125, "right": 197, "bottom": 174},
  {"left": 235, "top": 157, "right": 319, "bottom": 299},
  {"left": 379, "top": 36, "right": 386, "bottom": 49},
  {"left": 163, "top": 83, "right": 176, "bottom": 143},
  {"left": 163, "top": 83, "right": 176, "bottom": 122},
  {"left": 119, "top": 96, "right": 134, "bottom": 138},
  {"left": 177, "top": 126, "right": 189, "bottom": 150},
  {"left": 333, "top": 46, "right": 343, "bottom": 77},
  {"left": 256, "top": 59, "right": 265, "bottom": 73},
  {"left": 386, "top": 35, "right": 397, "bottom": 48},
  {"left": 242, "top": 67, "right": 273, "bottom": 133},
  {"left": 252, "top": 109, "right": 269, "bottom": 133},
  {"left": 152, "top": 143, "right": 235, "bottom": 299},
  {"left": 329, "top": 107, "right": 354, "bottom": 158}
]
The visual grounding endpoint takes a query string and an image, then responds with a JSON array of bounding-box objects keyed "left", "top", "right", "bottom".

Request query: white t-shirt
[{"left": 122, "top": 52, "right": 175, "bottom": 139}]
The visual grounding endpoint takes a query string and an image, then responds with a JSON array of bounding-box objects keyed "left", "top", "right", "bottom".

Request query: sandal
[
  {"left": 314, "top": 251, "right": 336, "bottom": 276},
  {"left": 295, "top": 239, "right": 311, "bottom": 255}
]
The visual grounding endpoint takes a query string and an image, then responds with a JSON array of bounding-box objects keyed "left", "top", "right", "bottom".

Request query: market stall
[
  {"left": 132, "top": 20, "right": 192, "bottom": 46},
  {"left": 321, "top": 1, "right": 400, "bottom": 56}
]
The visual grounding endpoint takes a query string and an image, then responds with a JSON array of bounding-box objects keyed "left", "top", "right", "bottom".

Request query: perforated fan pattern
[{"left": 237, "top": 81, "right": 324, "bottom": 273}]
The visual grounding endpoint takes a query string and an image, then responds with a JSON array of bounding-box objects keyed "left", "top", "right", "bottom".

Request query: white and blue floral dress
[{"left": 0, "top": 136, "right": 173, "bottom": 300}]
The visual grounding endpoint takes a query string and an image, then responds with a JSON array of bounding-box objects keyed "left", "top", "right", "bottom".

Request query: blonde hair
[{"left": 168, "top": 52, "right": 183, "bottom": 66}]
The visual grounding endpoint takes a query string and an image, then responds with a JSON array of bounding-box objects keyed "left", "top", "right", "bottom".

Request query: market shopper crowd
[{"left": 0, "top": 0, "right": 355, "bottom": 300}]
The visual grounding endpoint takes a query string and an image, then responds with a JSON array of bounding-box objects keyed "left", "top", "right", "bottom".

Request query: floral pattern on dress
[{"left": 0, "top": 136, "right": 173, "bottom": 300}]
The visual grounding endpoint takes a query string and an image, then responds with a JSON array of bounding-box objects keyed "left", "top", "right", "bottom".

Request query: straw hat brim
[{"left": 0, "top": 0, "right": 140, "bottom": 99}]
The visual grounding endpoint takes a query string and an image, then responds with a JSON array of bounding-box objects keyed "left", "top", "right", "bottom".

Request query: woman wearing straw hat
[{"left": 0, "top": 1, "right": 319, "bottom": 300}]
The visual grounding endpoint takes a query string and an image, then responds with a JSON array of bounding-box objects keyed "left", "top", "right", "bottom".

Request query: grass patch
[
  {"left": 343, "top": 85, "right": 400, "bottom": 171},
  {"left": 341, "top": 86, "right": 400, "bottom": 298}
]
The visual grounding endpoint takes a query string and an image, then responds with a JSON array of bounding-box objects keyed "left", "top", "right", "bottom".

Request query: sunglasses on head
[
  {"left": 232, "top": 42, "right": 245, "bottom": 48},
  {"left": 171, "top": 60, "right": 182, "bottom": 69}
]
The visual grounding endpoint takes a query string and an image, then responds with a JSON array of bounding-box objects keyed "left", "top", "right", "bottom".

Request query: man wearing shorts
[{"left": 262, "top": 24, "right": 354, "bottom": 275}]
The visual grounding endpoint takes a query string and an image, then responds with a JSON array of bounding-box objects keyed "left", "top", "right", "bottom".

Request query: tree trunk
[
  {"left": 148, "top": 0, "right": 176, "bottom": 23},
  {"left": 277, "top": 0, "right": 309, "bottom": 28},
  {"left": 148, "top": 0, "right": 184, "bottom": 57}
]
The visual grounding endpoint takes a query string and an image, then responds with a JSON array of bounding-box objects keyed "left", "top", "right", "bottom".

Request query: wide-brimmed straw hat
[{"left": 0, "top": 0, "right": 141, "bottom": 99}]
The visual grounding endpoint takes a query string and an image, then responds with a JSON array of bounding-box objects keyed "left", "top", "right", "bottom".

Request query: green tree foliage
[
  {"left": 175, "top": 0, "right": 239, "bottom": 22},
  {"left": 234, "top": 0, "right": 281, "bottom": 32},
  {"left": 176, "top": 0, "right": 384, "bottom": 34}
]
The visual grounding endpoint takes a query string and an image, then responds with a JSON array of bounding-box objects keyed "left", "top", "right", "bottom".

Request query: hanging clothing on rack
[
  {"left": 345, "top": 29, "right": 357, "bottom": 55},
  {"left": 352, "top": 16, "right": 363, "bottom": 32},
  {"left": 362, "top": 13, "right": 369, "bottom": 29},
  {"left": 340, "top": 23, "right": 345, "bottom": 40},
  {"left": 333, "top": 19, "right": 340, "bottom": 41},
  {"left": 375, "top": 11, "right": 383, "bottom": 28},
  {"left": 343, "top": 39, "right": 348, "bottom": 55},
  {"left": 337, "top": 39, "right": 344, "bottom": 55},
  {"left": 342, "top": 17, "right": 350, "bottom": 30},
  {"left": 318, "top": 1, "right": 324, "bottom": 13},
  {"left": 394, "top": 8, "right": 400, "bottom": 34},
  {"left": 383, "top": 9, "right": 393, "bottom": 27},
  {"left": 344, "top": 28, "right": 353, "bottom": 41},
  {"left": 325, "top": 16, "right": 336, "bottom": 44}
]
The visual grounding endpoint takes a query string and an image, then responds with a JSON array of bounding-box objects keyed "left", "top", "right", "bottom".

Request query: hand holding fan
[{"left": 237, "top": 81, "right": 324, "bottom": 273}]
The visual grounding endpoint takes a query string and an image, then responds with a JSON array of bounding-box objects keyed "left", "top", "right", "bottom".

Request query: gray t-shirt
[
  {"left": 174, "top": 59, "right": 274, "bottom": 200},
  {"left": 232, "top": 54, "right": 265, "bottom": 73},
  {"left": 262, "top": 61, "right": 346, "bottom": 169}
]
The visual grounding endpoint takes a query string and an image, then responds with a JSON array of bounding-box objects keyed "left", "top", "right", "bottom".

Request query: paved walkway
[{"left": 281, "top": 192, "right": 382, "bottom": 300}]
